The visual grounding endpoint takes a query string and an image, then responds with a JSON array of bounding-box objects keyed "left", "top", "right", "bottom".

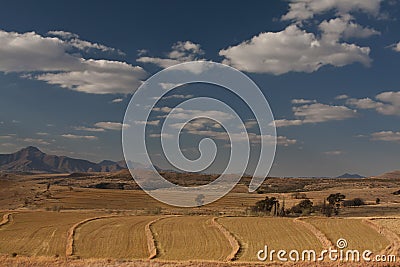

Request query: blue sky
[{"left": 1, "top": 0, "right": 400, "bottom": 177}]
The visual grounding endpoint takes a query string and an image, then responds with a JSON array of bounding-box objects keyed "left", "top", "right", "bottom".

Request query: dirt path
[
  {"left": 293, "top": 217, "right": 334, "bottom": 249},
  {"left": 65, "top": 215, "right": 117, "bottom": 257},
  {"left": 212, "top": 217, "right": 241, "bottom": 261}
]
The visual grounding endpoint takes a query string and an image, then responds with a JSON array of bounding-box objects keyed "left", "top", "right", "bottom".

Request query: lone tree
[{"left": 252, "top": 196, "right": 280, "bottom": 216}]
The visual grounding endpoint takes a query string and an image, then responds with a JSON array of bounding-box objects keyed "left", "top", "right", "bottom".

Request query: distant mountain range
[
  {"left": 0, "top": 146, "right": 129, "bottom": 173},
  {"left": 336, "top": 173, "right": 365, "bottom": 179}
]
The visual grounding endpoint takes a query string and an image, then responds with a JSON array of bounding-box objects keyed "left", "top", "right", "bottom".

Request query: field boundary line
[
  {"left": 294, "top": 218, "right": 334, "bottom": 249},
  {"left": 65, "top": 215, "right": 118, "bottom": 258},
  {"left": 212, "top": 217, "right": 241, "bottom": 261},
  {"left": 363, "top": 218, "right": 400, "bottom": 256}
]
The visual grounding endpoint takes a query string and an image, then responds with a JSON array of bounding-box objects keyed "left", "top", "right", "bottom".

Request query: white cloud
[
  {"left": 335, "top": 94, "right": 349, "bottom": 100},
  {"left": 159, "top": 82, "right": 183, "bottom": 90},
  {"left": 324, "top": 150, "right": 344, "bottom": 155},
  {"left": 291, "top": 99, "right": 317, "bottom": 104},
  {"left": 137, "top": 41, "right": 204, "bottom": 68},
  {"left": 220, "top": 25, "right": 371, "bottom": 75},
  {"left": 153, "top": 107, "right": 234, "bottom": 122},
  {"left": 390, "top": 42, "right": 400, "bottom": 52},
  {"left": 0, "top": 29, "right": 147, "bottom": 94},
  {"left": 134, "top": 120, "right": 160, "bottom": 126},
  {"left": 282, "top": 0, "right": 383, "bottom": 21},
  {"left": 163, "top": 94, "right": 194, "bottom": 100},
  {"left": 272, "top": 119, "right": 304, "bottom": 127},
  {"left": 347, "top": 91, "right": 400, "bottom": 116},
  {"left": 36, "top": 132, "right": 49, "bottom": 136},
  {"left": 276, "top": 136, "right": 297, "bottom": 147},
  {"left": 273, "top": 102, "right": 357, "bottom": 127},
  {"left": 61, "top": 134, "right": 98, "bottom": 140},
  {"left": 319, "top": 15, "right": 380, "bottom": 42},
  {"left": 34, "top": 59, "right": 147, "bottom": 94},
  {"left": 371, "top": 131, "right": 400, "bottom": 142},
  {"left": 47, "top": 30, "right": 124, "bottom": 54},
  {"left": 111, "top": 98, "right": 124, "bottom": 103},
  {"left": 94, "top": 121, "right": 129, "bottom": 131},
  {"left": 22, "top": 138, "right": 51, "bottom": 145},
  {"left": 74, "top": 126, "right": 105, "bottom": 132},
  {"left": 47, "top": 30, "right": 79, "bottom": 39},
  {"left": 294, "top": 103, "right": 357, "bottom": 123},
  {"left": 149, "top": 133, "right": 174, "bottom": 139}
]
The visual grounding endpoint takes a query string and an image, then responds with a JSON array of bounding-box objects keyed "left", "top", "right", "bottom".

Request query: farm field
[
  {"left": 151, "top": 216, "right": 232, "bottom": 261},
  {"left": 218, "top": 217, "right": 323, "bottom": 261},
  {"left": 373, "top": 218, "right": 400, "bottom": 236},
  {"left": 74, "top": 216, "right": 159, "bottom": 259},
  {"left": 0, "top": 211, "right": 104, "bottom": 257},
  {"left": 304, "top": 218, "right": 389, "bottom": 253}
]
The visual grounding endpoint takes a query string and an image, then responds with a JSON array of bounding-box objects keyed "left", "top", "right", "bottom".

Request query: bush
[
  {"left": 343, "top": 198, "right": 365, "bottom": 207},
  {"left": 290, "top": 199, "right": 313, "bottom": 215}
]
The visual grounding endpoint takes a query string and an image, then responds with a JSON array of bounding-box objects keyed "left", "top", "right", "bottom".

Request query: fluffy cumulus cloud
[
  {"left": 347, "top": 91, "right": 400, "bottom": 116},
  {"left": 273, "top": 102, "right": 357, "bottom": 127},
  {"left": 137, "top": 41, "right": 204, "bottom": 68},
  {"left": 0, "top": 29, "right": 147, "bottom": 94},
  {"left": 281, "top": 0, "right": 383, "bottom": 21},
  {"left": 319, "top": 15, "right": 380, "bottom": 42},
  {"left": 371, "top": 131, "right": 400, "bottom": 142},
  {"left": 219, "top": 25, "right": 371, "bottom": 75}
]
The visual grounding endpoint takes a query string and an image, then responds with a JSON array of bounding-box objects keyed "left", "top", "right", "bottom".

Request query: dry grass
[
  {"left": 218, "top": 217, "right": 323, "bottom": 262},
  {"left": 373, "top": 218, "right": 400, "bottom": 236},
  {"left": 0, "top": 211, "right": 103, "bottom": 257},
  {"left": 151, "top": 216, "right": 232, "bottom": 261},
  {"left": 304, "top": 218, "right": 389, "bottom": 253},
  {"left": 74, "top": 216, "right": 159, "bottom": 259}
]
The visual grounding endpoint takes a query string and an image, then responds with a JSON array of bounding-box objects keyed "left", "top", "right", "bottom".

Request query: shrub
[
  {"left": 290, "top": 199, "right": 313, "bottom": 215},
  {"left": 343, "top": 198, "right": 365, "bottom": 207}
]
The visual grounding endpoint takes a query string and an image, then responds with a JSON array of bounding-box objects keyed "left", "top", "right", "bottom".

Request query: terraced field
[
  {"left": 373, "top": 218, "right": 400, "bottom": 236},
  {"left": 304, "top": 218, "right": 389, "bottom": 253},
  {"left": 151, "top": 216, "right": 232, "bottom": 261},
  {"left": 74, "top": 216, "right": 159, "bottom": 259},
  {"left": 0, "top": 211, "right": 103, "bottom": 257},
  {"left": 218, "top": 217, "right": 323, "bottom": 261}
]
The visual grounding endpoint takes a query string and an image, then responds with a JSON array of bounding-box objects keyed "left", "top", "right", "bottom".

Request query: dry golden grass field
[
  {"left": 0, "top": 172, "right": 399, "bottom": 266},
  {"left": 0, "top": 211, "right": 104, "bottom": 257},
  {"left": 218, "top": 217, "right": 323, "bottom": 261},
  {"left": 304, "top": 218, "right": 389, "bottom": 253},
  {"left": 74, "top": 216, "right": 159, "bottom": 259},
  {"left": 374, "top": 218, "right": 400, "bottom": 236},
  {"left": 151, "top": 216, "right": 232, "bottom": 261}
]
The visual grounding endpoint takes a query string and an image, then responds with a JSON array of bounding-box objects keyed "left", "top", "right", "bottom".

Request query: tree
[
  {"left": 327, "top": 193, "right": 345, "bottom": 215},
  {"left": 290, "top": 199, "right": 313, "bottom": 215},
  {"left": 252, "top": 196, "right": 280, "bottom": 215}
]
